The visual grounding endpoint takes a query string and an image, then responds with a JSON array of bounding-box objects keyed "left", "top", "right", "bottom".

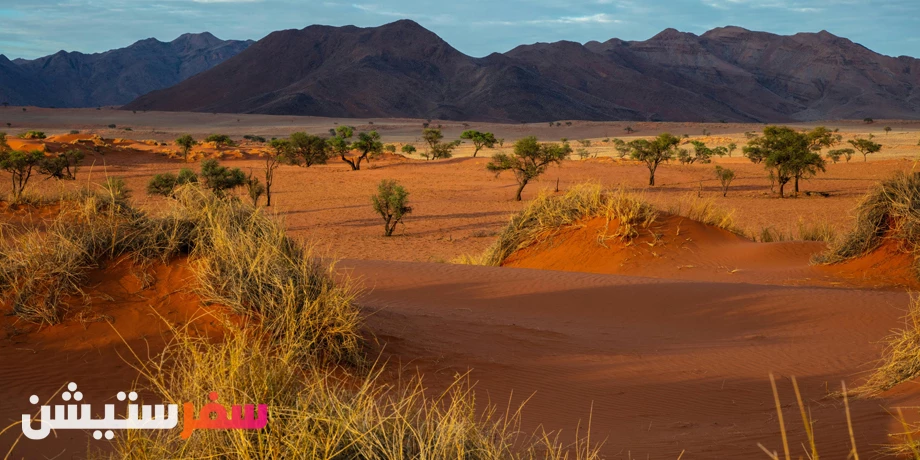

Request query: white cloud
[{"left": 527, "top": 13, "right": 622, "bottom": 25}]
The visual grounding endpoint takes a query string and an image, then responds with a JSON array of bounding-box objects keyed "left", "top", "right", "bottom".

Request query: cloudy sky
[{"left": 1, "top": 0, "right": 917, "bottom": 60}]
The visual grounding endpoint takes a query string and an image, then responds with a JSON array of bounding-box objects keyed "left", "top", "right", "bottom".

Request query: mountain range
[
  {"left": 0, "top": 33, "right": 252, "bottom": 108},
  {"left": 7, "top": 21, "right": 920, "bottom": 122}
]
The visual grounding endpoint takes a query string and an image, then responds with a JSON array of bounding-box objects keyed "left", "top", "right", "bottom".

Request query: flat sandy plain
[{"left": 4, "top": 107, "right": 920, "bottom": 458}]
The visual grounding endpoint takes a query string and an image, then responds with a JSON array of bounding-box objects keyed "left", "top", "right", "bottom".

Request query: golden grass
[
  {"left": 667, "top": 194, "right": 739, "bottom": 234},
  {"left": 851, "top": 293, "right": 920, "bottom": 397}
]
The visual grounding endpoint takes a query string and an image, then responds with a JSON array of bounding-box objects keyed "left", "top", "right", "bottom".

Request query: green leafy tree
[
  {"left": 200, "top": 159, "right": 246, "bottom": 197},
  {"left": 629, "top": 133, "right": 681, "bottom": 186},
  {"left": 611, "top": 139, "right": 630, "bottom": 158},
  {"left": 714, "top": 166, "right": 735, "bottom": 197},
  {"left": 726, "top": 142, "right": 737, "bottom": 157},
  {"left": 0, "top": 150, "right": 43, "bottom": 199},
  {"left": 39, "top": 150, "right": 84, "bottom": 180},
  {"left": 826, "top": 148, "right": 855, "bottom": 163},
  {"left": 0, "top": 132, "right": 9, "bottom": 152},
  {"left": 421, "top": 128, "right": 460, "bottom": 160},
  {"left": 487, "top": 136, "right": 571, "bottom": 201},
  {"left": 848, "top": 137, "right": 882, "bottom": 162},
  {"left": 401, "top": 144, "right": 417, "bottom": 155},
  {"left": 205, "top": 134, "right": 234, "bottom": 148},
  {"left": 329, "top": 126, "right": 365, "bottom": 170},
  {"left": 19, "top": 131, "right": 46, "bottom": 139},
  {"left": 460, "top": 130, "right": 497, "bottom": 157},
  {"left": 288, "top": 132, "right": 329, "bottom": 167},
  {"left": 884, "top": 126, "right": 892, "bottom": 135},
  {"left": 175, "top": 134, "right": 196, "bottom": 161},
  {"left": 742, "top": 126, "right": 828, "bottom": 198},
  {"left": 348, "top": 131, "right": 383, "bottom": 169},
  {"left": 371, "top": 179, "right": 412, "bottom": 236},
  {"left": 384, "top": 144, "right": 397, "bottom": 153}
]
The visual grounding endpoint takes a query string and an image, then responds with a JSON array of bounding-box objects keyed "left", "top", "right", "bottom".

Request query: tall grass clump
[
  {"left": 171, "top": 185, "right": 361, "bottom": 362},
  {"left": 0, "top": 179, "right": 191, "bottom": 324},
  {"left": 477, "top": 183, "right": 657, "bottom": 266},
  {"left": 816, "top": 171, "right": 920, "bottom": 271},
  {"left": 667, "top": 194, "right": 740, "bottom": 234},
  {"left": 852, "top": 293, "right": 920, "bottom": 396}
]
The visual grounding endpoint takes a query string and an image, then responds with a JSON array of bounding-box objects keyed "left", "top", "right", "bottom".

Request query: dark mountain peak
[
  {"left": 648, "top": 28, "right": 697, "bottom": 42},
  {"left": 171, "top": 31, "right": 223, "bottom": 49}
]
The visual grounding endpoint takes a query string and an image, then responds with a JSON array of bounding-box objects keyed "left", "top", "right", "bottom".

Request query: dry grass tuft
[
  {"left": 477, "top": 183, "right": 658, "bottom": 266},
  {"left": 667, "top": 194, "right": 740, "bottom": 234},
  {"left": 816, "top": 171, "right": 920, "bottom": 271},
  {"left": 852, "top": 293, "right": 920, "bottom": 397}
]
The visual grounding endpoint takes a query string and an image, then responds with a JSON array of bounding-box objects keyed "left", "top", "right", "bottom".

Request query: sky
[{"left": 1, "top": 0, "right": 918, "bottom": 60}]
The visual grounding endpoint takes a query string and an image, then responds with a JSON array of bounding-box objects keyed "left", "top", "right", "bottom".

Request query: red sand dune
[
  {"left": 0, "top": 258, "right": 226, "bottom": 458},
  {"left": 504, "top": 215, "right": 920, "bottom": 289},
  {"left": 345, "top": 259, "right": 920, "bottom": 459}
]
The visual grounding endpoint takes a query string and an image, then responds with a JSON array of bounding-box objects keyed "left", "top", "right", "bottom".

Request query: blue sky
[{"left": 1, "top": 0, "right": 917, "bottom": 60}]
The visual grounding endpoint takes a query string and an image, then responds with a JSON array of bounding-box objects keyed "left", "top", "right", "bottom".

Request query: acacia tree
[
  {"left": 826, "top": 148, "right": 855, "bottom": 163},
  {"left": 349, "top": 131, "right": 383, "bottom": 170},
  {"left": 371, "top": 179, "right": 412, "bottom": 236},
  {"left": 328, "top": 125, "right": 355, "bottom": 169},
  {"left": 460, "top": 130, "right": 497, "bottom": 157},
  {"left": 175, "top": 134, "right": 196, "bottom": 161},
  {"left": 848, "top": 136, "right": 882, "bottom": 162},
  {"left": 38, "top": 150, "right": 84, "bottom": 180},
  {"left": 288, "top": 132, "right": 329, "bottom": 167},
  {"left": 487, "top": 136, "right": 571, "bottom": 201},
  {"left": 629, "top": 133, "right": 681, "bottom": 186},
  {"left": 401, "top": 144, "right": 416, "bottom": 155},
  {"left": 262, "top": 138, "right": 294, "bottom": 206},
  {"left": 421, "top": 128, "right": 460, "bottom": 160},
  {"left": 0, "top": 150, "right": 43, "bottom": 199},
  {"left": 742, "top": 126, "right": 827, "bottom": 198},
  {"left": 726, "top": 142, "right": 737, "bottom": 157}
]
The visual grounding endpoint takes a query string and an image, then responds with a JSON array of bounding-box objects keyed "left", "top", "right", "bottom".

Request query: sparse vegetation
[
  {"left": 371, "top": 179, "right": 412, "bottom": 236},
  {"left": 401, "top": 144, "right": 417, "bottom": 155},
  {"left": 487, "top": 136, "right": 571, "bottom": 201}
]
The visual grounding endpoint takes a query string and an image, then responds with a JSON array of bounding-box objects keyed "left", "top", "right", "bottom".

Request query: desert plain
[{"left": 4, "top": 107, "right": 920, "bottom": 458}]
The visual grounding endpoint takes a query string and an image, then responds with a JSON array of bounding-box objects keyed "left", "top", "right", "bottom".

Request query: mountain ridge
[{"left": 1, "top": 33, "right": 253, "bottom": 108}]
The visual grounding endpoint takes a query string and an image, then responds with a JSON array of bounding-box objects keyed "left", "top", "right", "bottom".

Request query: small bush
[
  {"left": 107, "top": 124, "right": 116, "bottom": 129},
  {"left": 200, "top": 159, "right": 245, "bottom": 196},
  {"left": 371, "top": 179, "right": 412, "bottom": 236}
]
